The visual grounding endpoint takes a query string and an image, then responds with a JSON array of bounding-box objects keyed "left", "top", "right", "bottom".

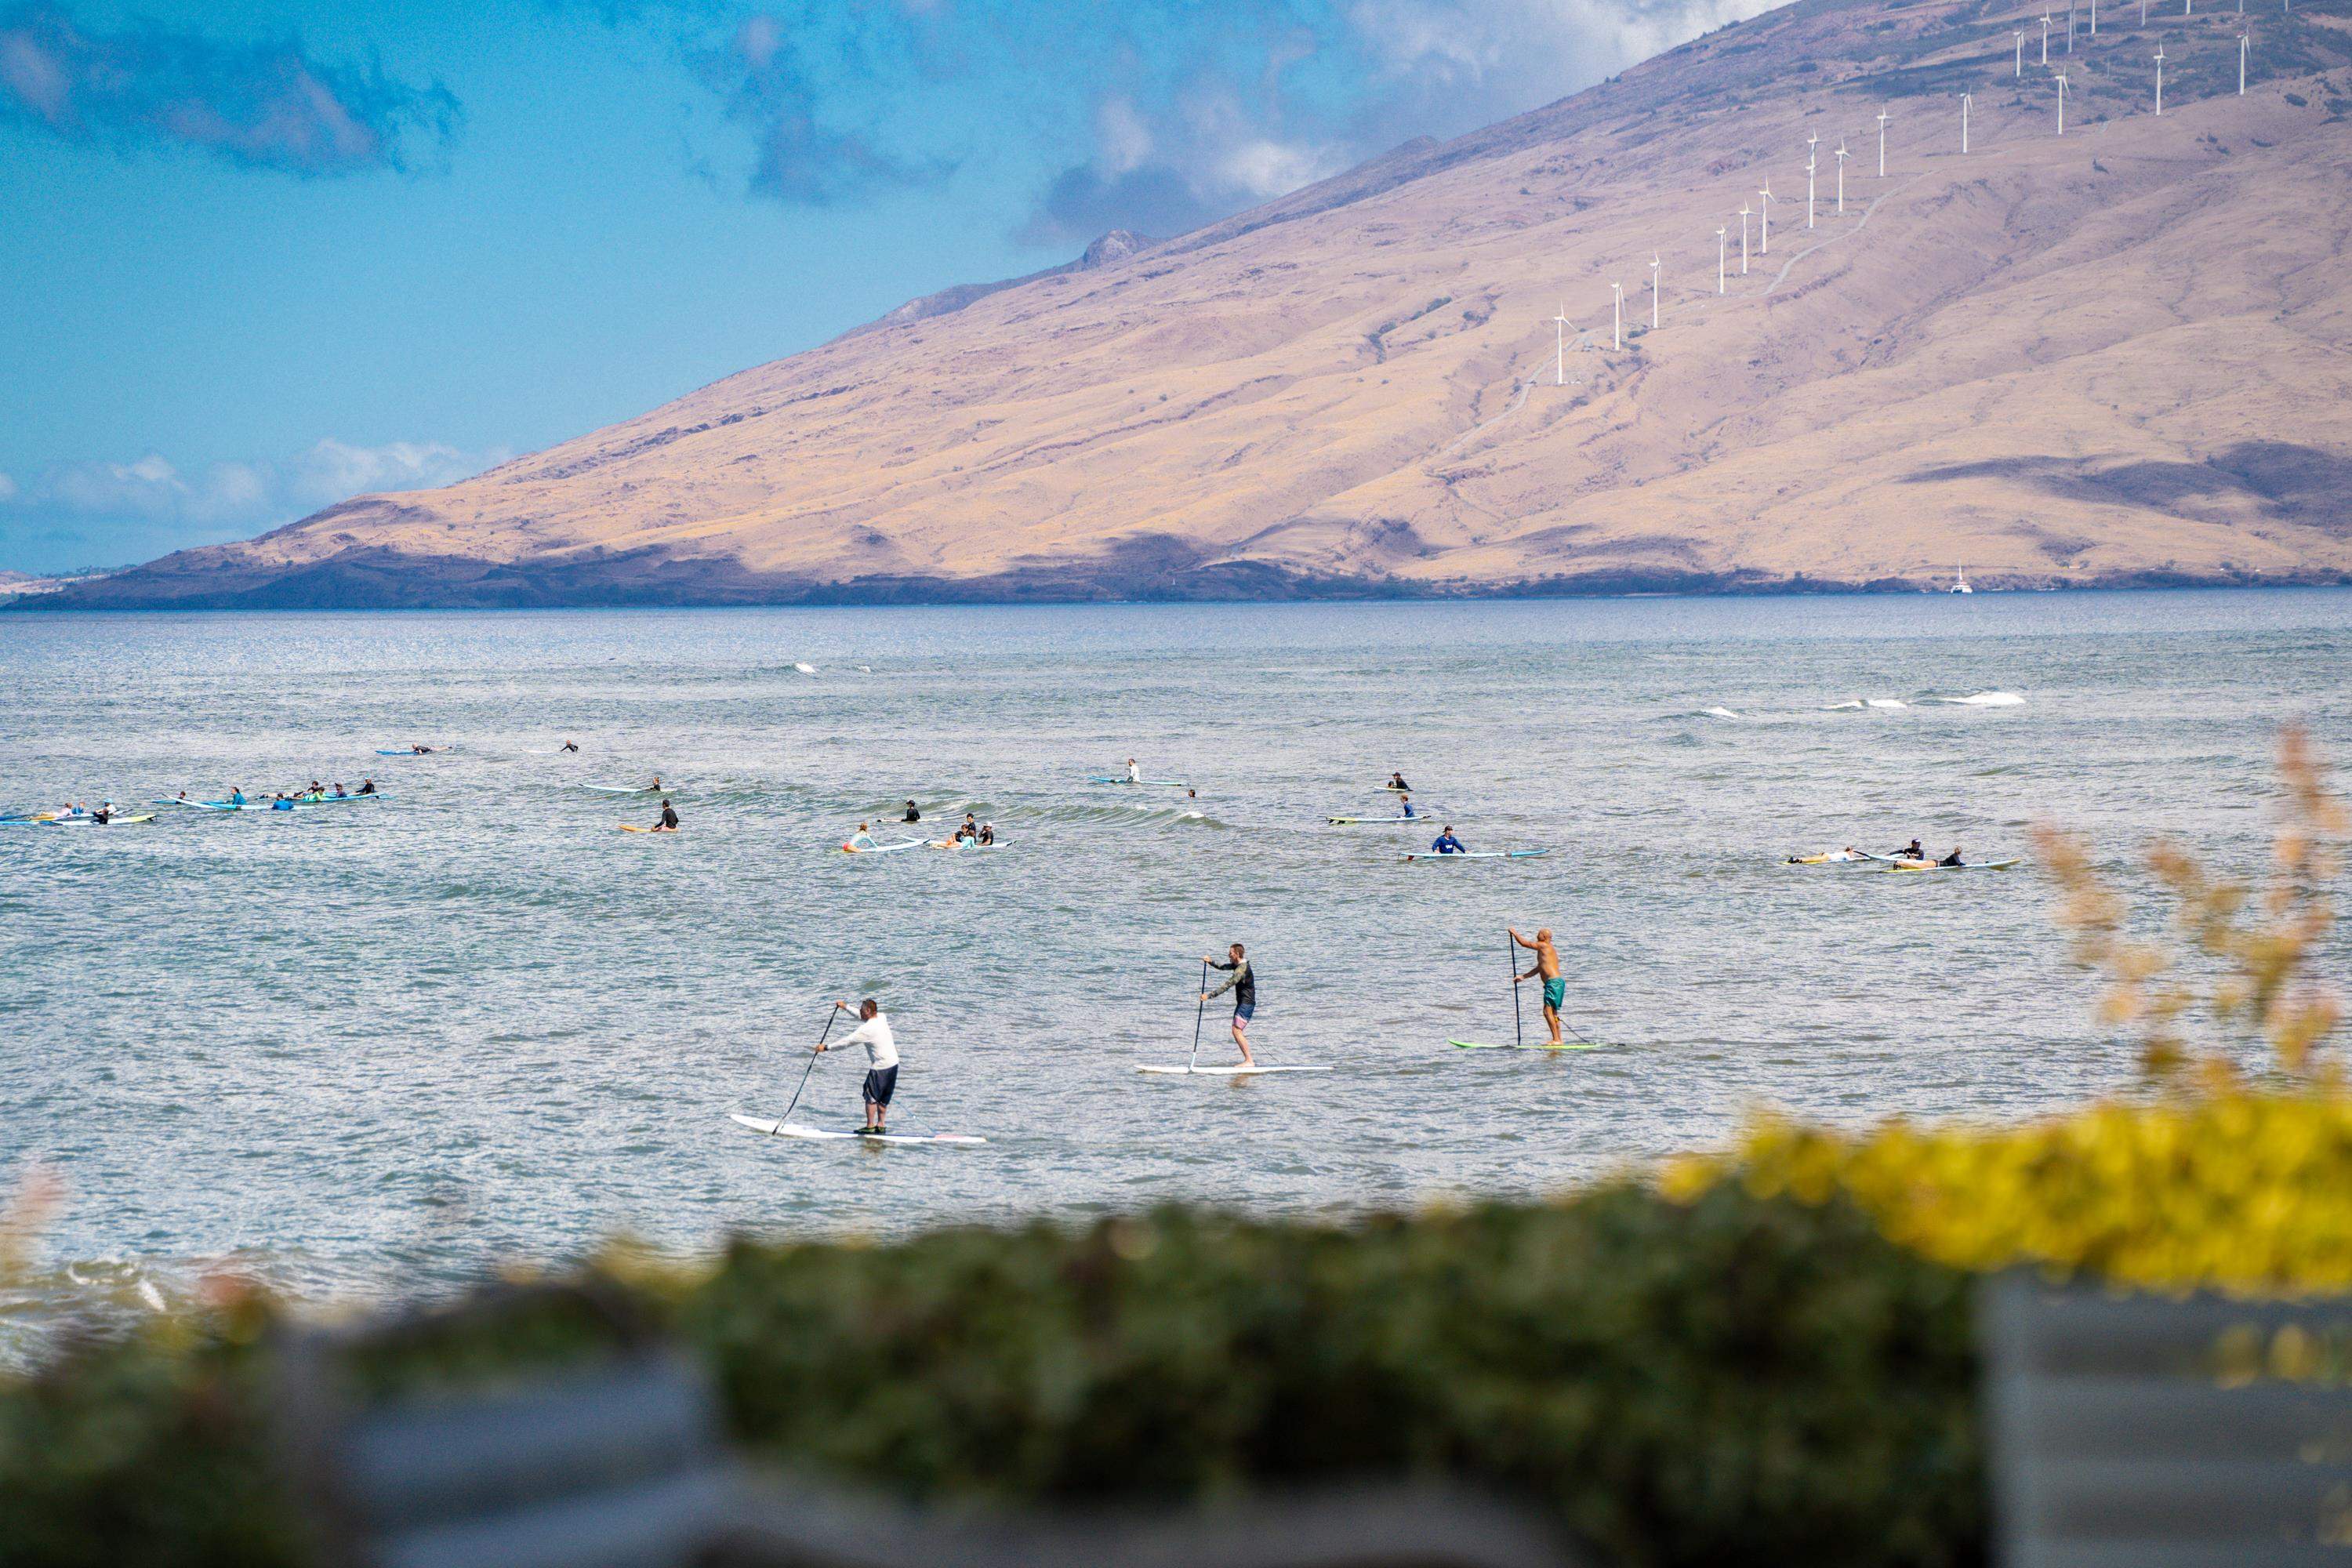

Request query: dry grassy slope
[{"left": 59, "top": 0, "right": 2352, "bottom": 608}]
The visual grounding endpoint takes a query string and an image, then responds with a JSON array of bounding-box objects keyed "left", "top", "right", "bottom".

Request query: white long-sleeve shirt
[{"left": 833, "top": 1012, "right": 898, "bottom": 1070}]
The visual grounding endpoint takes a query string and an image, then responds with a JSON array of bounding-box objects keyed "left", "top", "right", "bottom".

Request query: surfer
[
  {"left": 902, "top": 800, "right": 921, "bottom": 823},
  {"left": 977, "top": 822, "right": 996, "bottom": 845},
  {"left": 648, "top": 775, "right": 664, "bottom": 791},
  {"left": 331, "top": 782, "right": 348, "bottom": 798},
  {"left": 561, "top": 741, "right": 579, "bottom": 753},
  {"left": 818, "top": 998, "right": 898, "bottom": 1133},
  {"left": 1388, "top": 771, "right": 1411, "bottom": 791},
  {"left": 1508, "top": 927, "right": 1566, "bottom": 1048},
  {"left": 651, "top": 799, "right": 680, "bottom": 833},
  {"left": 1938, "top": 846, "right": 1965, "bottom": 867},
  {"left": 357, "top": 779, "right": 377, "bottom": 796},
  {"left": 1126, "top": 757, "right": 1141, "bottom": 784},
  {"left": 1398, "top": 792, "right": 1417, "bottom": 819},
  {"left": 847, "top": 822, "right": 877, "bottom": 851},
  {"left": 1895, "top": 838, "right": 1924, "bottom": 862},
  {"left": 228, "top": 788, "right": 247, "bottom": 806},
  {"left": 1430, "top": 826, "right": 1466, "bottom": 855},
  {"left": 1200, "top": 942, "right": 1257, "bottom": 1066}
]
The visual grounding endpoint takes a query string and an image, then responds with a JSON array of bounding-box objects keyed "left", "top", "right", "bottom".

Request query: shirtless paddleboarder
[{"left": 1508, "top": 926, "right": 1566, "bottom": 1047}]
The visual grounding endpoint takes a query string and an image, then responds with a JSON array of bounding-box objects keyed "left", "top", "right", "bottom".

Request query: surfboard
[
  {"left": 842, "top": 837, "right": 928, "bottom": 853},
  {"left": 616, "top": 824, "right": 677, "bottom": 834},
  {"left": 1135, "top": 1063, "right": 1331, "bottom": 1076},
  {"left": 1399, "top": 849, "right": 1548, "bottom": 861},
  {"left": 1788, "top": 850, "right": 1871, "bottom": 864},
  {"left": 1088, "top": 777, "right": 1189, "bottom": 786},
  {"left": 1886, "top": 858, "right": 2020, "bottom": 872},
  {"left": 1448, "top": 1038, "right": 1597, "bottom": 1051},
  {"left": 1327, "top": 816, "right": 1425, "bottom": 826},
  {"left": 730, "top": 1112, "right": 985, "bottom": 1145},
  {"left": 583, "top": 782, "right": 663, "bottom": 794}
]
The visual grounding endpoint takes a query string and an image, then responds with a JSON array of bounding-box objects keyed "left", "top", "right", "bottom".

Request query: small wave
[
  {"left": 1824, "top": 699, "right": 1864, "bottom": 710},
  {"left": 1944, "top": 691, "right": 2026, "bottom": 706},
  {"left": 1699, "top": 706, "right": 1740, "bottom": 720},
  {"left": 1867, "top": 699, "right": 1908, "bottom": 710},
  {"left": 793, "top": 662, "right": 818, "bottom": 674}
]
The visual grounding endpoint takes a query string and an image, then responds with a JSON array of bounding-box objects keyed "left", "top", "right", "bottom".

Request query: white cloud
[
  {"left": 1, "top": 438, "right": 507, "bottom": 537},
  {"left": 1095, "top": 95, "right": 1153, "bottom": 176}
]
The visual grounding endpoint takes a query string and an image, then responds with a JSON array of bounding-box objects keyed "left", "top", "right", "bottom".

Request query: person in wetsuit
[
  {"left": 1895, "top": 838, "right": 1925, "bottom": 862},
  {"left": 977, "top": 822, "right": 995, "bottom": 845},
  {"left": 1201, "top": 942, "right": 1257, "bottom": 1065},
  {"left": 1398, "top": 793, "right": 1418, "bottom": 819},
  {"left": 902, "top": 800, "right": 921, "bottom": 823},
  {"left": 1388, "top": 771, "right": 1411, "bottom": 791},
  {"left": 358, "top": 779, "right": 376, "bottom": 796},
  {"left": 561, "top": 741, "right": 579, "bottom": 753},
  {"left": 651, "top": 799, "right": 680, "bottom": 833},
  {"left": 1938, "top": 846, "right": 1964, "bottom": 867},
  {"left": 1429, "top": 826, "right": 1466, "bottom": 855}
]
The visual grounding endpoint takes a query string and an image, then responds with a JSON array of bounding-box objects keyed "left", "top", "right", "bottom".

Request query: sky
[{"left": 0, "top": 0, "right": 1773, "bottom": 575}]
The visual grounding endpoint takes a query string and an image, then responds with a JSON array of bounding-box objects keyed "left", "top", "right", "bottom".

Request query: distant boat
[{"left": 1950, "top": 564, "right": 1973, "bottom": 594}]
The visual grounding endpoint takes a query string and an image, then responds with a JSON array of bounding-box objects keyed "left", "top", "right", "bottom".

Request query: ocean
[{"left": 3, "top": 589, "right": 2348, "bottom": 1320}]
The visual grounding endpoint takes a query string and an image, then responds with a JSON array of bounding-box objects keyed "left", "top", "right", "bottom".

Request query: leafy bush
[{"left": 688, "top": 1185, "right": 1981, "bottom": 1568}]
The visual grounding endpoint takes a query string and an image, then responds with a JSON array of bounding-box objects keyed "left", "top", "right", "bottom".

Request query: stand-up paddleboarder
[
  {"left": 1508, "top": 927, "right": 1565, "bottom": 1047},
  {"left": 1200, "top": 942, "right": 1256, "bottom": 1065}
]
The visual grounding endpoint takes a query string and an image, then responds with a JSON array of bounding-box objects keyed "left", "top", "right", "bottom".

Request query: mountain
[{"left": 45, "top": 0, "right": 2352, "bottom": 610}]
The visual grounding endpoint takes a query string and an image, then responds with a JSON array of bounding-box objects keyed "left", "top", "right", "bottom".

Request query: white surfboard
[
  {"left": 730, "top": 1112, "right": 985, "bottom": 1145},
  {"left": 1135, "top": 1063, "right": 1332, "bottom": 1076}
]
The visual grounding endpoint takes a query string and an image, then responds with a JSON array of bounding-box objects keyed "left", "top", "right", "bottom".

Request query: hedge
[{"left": 0, "top": 1181, "right": 1981, "bottom": 1568}]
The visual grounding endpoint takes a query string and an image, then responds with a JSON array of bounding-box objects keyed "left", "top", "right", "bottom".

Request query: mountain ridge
[{"left": 38, "top": 0, "right": 2352, "bottom": 611}]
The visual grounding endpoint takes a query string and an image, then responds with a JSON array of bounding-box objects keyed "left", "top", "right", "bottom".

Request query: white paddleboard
[
  {"left": 1135, "top": 1063, "right": 1332, "bottom": 1076},
  {"left": 730, "top": 1112, "right": 985, "bottom": 1145}
]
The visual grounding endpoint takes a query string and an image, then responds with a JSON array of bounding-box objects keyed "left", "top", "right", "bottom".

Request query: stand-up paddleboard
[
  {"left": 1788, "top": 849, "right": 1872, "bottom": 865},
  {"left": 583, "top": 782, "right": 664, "bottom": 795},
  {"left": 927, "top": 838, "right": 1005, "bottom": 851},
  {"left": 1088, "top": 776, "right": 1189, "bottom": 787},
  {"left": 842, "top": 837, "right": 927, "bottom": 853},
  {"left": 1449, "top": 1038, "right": 1596, "bottom": 1051},
  {"left": 1327, "top": 816, "right": 1425, "bottom": 826},
  {"left": 376, "top": 746, "right": 456, "bottom": 756},
  {"left": 1886, "top": 858, "right": 2020, "bottom": 873},
  {"left": 1136, "top": 1062, "right": 1331, "bottom": 1076},
  {"left": 730, "top": 1112, "right": 984, "bottom": 1145},
  {"left": 8, "top": 813, "right": 156, "bottom": 827},
  {"left": 1399, "top": 849, "right": 1548, "bottom": 862}
]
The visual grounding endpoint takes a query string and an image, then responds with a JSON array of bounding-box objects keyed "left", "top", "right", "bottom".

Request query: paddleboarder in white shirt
[{"left": 817, "top": 998, "right": 899, "bottom": 1134}]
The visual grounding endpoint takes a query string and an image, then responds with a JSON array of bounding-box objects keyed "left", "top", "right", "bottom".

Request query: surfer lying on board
[
  {"left": 650, "top": 799, "right": 679, "bottom": 833},
  {"left": 817, "top": 998, "right": 899, "bottom": 1133},
  {"left": 1429, "top": 827, "right": 1465, "bottom": 855},
  {"left": 1938, "top": 846, "right": 1964, "bottom": 866},
  {"left": 1201, "top": 943, "right": 1257, "bottom": 1066},
  {"left": 1509, "top": 927, "right": 1566, "bottom": 1047}
]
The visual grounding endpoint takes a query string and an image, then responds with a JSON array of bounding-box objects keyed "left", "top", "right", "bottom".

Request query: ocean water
[{"left": 2, "top": 590, "right": 2349, "bottom": 1319}]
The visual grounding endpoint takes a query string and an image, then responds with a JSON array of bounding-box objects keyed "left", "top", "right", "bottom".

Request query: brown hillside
[{"left": 53, "top": 0, "right": 2352, "bottom": 608}]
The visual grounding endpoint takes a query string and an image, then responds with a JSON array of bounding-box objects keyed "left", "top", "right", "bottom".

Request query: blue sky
[{"left": 0, "top": 0, "right": 1764, "bottom": 574}]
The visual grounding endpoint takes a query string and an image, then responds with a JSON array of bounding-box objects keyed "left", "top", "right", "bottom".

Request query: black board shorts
[{"left": 862, "top": 1065, "right": 898, "bottom": 1107}]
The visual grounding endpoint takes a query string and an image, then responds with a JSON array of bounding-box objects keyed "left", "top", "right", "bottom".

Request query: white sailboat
[{"left": 1950, "top": 564, "right": 1973, "bottom": 594}]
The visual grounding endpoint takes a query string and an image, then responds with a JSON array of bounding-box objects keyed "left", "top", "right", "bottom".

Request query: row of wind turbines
[{"left": 1552, "top": 0, "right": 2275, "bottom": 365}]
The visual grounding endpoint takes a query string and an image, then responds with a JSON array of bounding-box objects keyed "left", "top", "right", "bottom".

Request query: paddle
[
  {"left": 1508, "top": 930, "right": 1523, "bottom": 1049},
  {"left": 774, "top": 1007, "right": 840, "bottom": 1131},
  {"left": 1187, "top": 960, "right": 1210, "bottom": 1073}
]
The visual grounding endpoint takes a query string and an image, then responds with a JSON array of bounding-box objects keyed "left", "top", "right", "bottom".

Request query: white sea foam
[
  {"left": 1867, "top": 699, "right": 1909, "bottom": 710},
  {"left": 1825, "top": 699, "right": 1864, "bottom": 710},
  {"left": 1946, "top": 691, "right": 2025, "bottom": 706},
  {"left": 793, "top": 662, "right": 818, "bottom": 673},
  {"left": 1700, "top": 706, "right": 1740, "bottom": 719}
]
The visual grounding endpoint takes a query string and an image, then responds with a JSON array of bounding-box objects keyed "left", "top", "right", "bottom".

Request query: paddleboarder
[
  {"left": 1429, "top": 826, "right": 1466, "bottom": 855},
  {"left": 1508, "top": 927, "right": 1566, "bottom": 1047},
  {"left": 1200, "top": 942, "right": 1257, "bottom": 1065},
  {"left": 817, "top": 998, "right": 898, "bottom": 1134},
  {"left": 1126, "top": 757, "right": 1141, "bottom": 783}
]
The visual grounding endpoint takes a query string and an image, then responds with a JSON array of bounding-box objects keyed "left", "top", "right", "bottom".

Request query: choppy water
[{"left": 3, "top": 590, "right": 2349, "bottom": 1318}]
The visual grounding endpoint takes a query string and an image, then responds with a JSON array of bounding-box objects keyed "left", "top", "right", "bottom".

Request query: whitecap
[
  {"left": 1947, "top": 691, "right": 2025, "bottom": 706},
  {"left": 793, "top": 662, "right": 818, "bottom": 674},
  {"left": 1700, "top": 706, "right": 1740, "bottom": 719},
  {"left": 1867, "top": 699, "right": 1908, "bottom": 710},
  {"left": 1824, "top": 700, "right": 1864, "bottom": 711}
]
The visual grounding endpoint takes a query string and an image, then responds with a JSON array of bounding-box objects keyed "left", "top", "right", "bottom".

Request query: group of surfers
[
  {"left": 170, "top": 780, "right": 379, "bottom": 810},
  {"left": 840, "top": 804, "right": 998, "bottom": 850}
]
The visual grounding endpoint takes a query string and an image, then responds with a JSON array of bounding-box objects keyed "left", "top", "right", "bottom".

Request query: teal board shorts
[{"left": 1542, "top": 977, "right": 1566, "bottom": 1010}]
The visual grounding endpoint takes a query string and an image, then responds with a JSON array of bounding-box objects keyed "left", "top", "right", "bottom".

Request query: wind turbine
[
  {"left": 1806, "top": 143, "right": 1818, "bottom": 227},
  {"left": 1962, "top": 91, "right": 1973, "bottom": 153},
  {"left": 1552, "top": 301, "right": 1570, "bottom": 386},
  {"left": 1876, "top": 107, "right": 1891, "bottom": 176},
  {"left": 1611, "top": 281, "right": 1623, "bottom": 351},
  {"left": 2014, "top": 29, "right": 2026, "bottom": 75},
  {"left": 2091, "top": 0, "right": 2099, "bottom": 34},
  {"left": 1737, "top": 201, "right": 1751, "bottom": 274},
  {"left": 2042, "top": 12, "right": 2053, "bottom": 64},
  {"left": 1758, "top": 180, "right": 1773, "bottom": 253},
  {"left": 2068, "top": 2, "right": 2077, "bottom": 50},
  {"left": 1835, "top": 140, "right": 1849, "bottom": 212},
  {"left": 1715, "top": 227, "right": 1727, "bottom": 294},
  {"left": 2240, "top": 31, "right": 2250, "bottom": 91},
  {"left": 2056, "top": 70, "right": 2069, "bottom": 134},
  {"left": 2154, "top": 45, "right": 2165, "bottom": 114},
  {"left": 1649, "top": 255, "right": 1661, "bottom": 330}
]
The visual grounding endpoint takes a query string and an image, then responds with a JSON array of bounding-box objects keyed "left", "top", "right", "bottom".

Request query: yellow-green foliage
[{"left": 1664, "top": 1089, "right": 2352, "bottom": 1296}]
